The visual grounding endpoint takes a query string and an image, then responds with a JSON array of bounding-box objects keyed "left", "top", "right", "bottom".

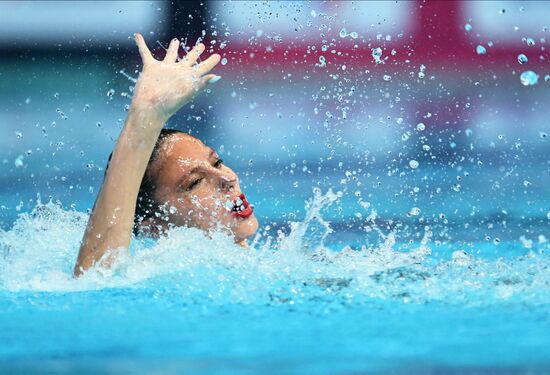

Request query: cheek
[
  {"left": 166, "top": 184, "right": 237, "bottom": 228},
  {"left": 175, "top": 193, "right": 226, "bottom": 220}
]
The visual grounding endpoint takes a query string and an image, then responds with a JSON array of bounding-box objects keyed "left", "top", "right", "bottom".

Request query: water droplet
[
  {"left": 14, "top": 155, "right": 24, "bottom": 168},
  {"left": 416, "top": 122, "right": 425, "bottom": 131},
  {"left": 540, "top": 132, "right": 548, "bottom": 139},
  {"left": 53, "top": 92, "right": 60, "bottom": 99},
  {"left": 383, "top": 74, "right": 392, "bottom": 81},
  {"left": 422, "top": 145, "right": 431, "bottom": 151},
  {"left": 221, "top": 57, "right": 227, "bottom": 65},
  {"left": 476, "top": 45, "right": 486, "bottom": 55},
  {"left": 83, "top": 104, "right": 90, "bottom": 112},
  {"left": 520, "top": 70, "right": 538, "bottom": 86},
  {"left": 409, "top": 207, "right": 421, "bottom": 216},
  {"left": 321, "top": 44, "right": 328, "bottom": 52},
  {"left": 107, "top": 89, "right": 115, "bottom": 98},
  {"left": 56, "top": 108, "right": 68, "bottom": 120},
  {"left": 525, "top": 37, "right": 535, "bottom": 46},
  {"left": 517, "top": 54, "right": 528, "bottom": 64},
  {"left": 371, "top": 47, "right": 384, "bottom": 64},
  {"left": 25, "top": 97, "right": 31, "bottom": 104},
  {"left": 15, "top": 131, "right": 22, "bottom": 139},
  {"left": 464, "top": 23, "right": 472, "bottom": 31},
  {"left": 318, "top": 56, "right": 326, "bottom": 67},
  {"left": 499, "top": 8, "right": 506, "bottom": 14},
  {"left": 409, "top": 160, "right": 419, "bottom": 169},
  {"left": 339, "top": 28, "right": 348, "bottom": 38},
  {"left": 349, "top": 31, "right": 358, "bottom": 39}
]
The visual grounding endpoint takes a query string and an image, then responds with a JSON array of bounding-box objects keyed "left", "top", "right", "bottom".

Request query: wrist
[
  {"left": 120, "top": 104, "right": 165, "bottom": 145},
  {"left": 127, "top": 101, "right": 166, "bottom": 127}
]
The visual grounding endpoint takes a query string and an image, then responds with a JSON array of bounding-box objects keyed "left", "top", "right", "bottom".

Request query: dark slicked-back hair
[{"left": 105, "top": 128, "right": 185, "bottom": 235}]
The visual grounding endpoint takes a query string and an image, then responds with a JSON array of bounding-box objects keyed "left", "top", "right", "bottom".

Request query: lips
[{"left": 230, "top": 193, "right": 253, "bottom": 218}]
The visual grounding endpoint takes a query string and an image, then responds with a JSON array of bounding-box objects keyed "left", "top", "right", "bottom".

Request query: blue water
[
  {"left": 1, "top": 10, "right": 550, "bottom": 372},
  {"left": 1, "top": 167, "right": 549, "bottom": 374},
  {"left": 1, "top": 86, "right": 549, "bottom": 373}
]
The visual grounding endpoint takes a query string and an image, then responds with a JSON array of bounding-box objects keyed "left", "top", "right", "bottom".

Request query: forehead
[{"left": 156, "top": 133, "right": 212, "bottom": 169}]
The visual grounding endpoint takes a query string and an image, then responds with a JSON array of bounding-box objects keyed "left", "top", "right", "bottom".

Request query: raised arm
[{"left": 74, "top": 34, "right": 221, "bottom": 277}]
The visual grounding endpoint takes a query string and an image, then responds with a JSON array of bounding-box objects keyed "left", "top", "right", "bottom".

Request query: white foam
[{"left": 1, "top": 191, "right": 549, "bottom": 306}]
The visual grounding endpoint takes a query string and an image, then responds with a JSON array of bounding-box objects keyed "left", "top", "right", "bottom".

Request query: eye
[
  {"left": 214, "top": 158, "right": 223, "bottom": 168},
  {"left": 187, "top": 178, "right": 203, "bottom": 191}
]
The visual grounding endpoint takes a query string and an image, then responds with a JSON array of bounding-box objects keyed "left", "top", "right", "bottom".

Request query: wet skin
[{"left": 142, "top": 133, "right": 259, "bottom": 245}]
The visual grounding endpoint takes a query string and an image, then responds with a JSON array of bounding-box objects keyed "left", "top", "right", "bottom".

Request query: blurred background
[{"left": 0, "top": 1, "right": 548, "bottom": 248}]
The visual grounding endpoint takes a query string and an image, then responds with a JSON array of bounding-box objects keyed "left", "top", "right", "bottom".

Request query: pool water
[
  {"left": 1, "top": 169, "right": 549, "bottom": 374},
  {"left": 1, "top": 2, "right": 550, "bottom": 371}
]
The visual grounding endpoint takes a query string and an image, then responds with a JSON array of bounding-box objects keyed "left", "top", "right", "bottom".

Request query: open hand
[{"left": 131, "top": 33, "right": 221, "bottom": 121}]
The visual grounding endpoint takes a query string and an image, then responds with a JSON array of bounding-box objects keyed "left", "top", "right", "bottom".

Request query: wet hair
[{"left": 105, "top": 128, "right": 185, "bottom": 235}]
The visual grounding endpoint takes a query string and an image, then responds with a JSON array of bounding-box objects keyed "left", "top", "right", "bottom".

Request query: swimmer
[{"left": 74, "top": 34, "right": 259, "bottom": 277}]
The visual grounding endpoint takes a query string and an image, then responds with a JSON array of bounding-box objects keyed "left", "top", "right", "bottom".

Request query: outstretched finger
[
  {"left": 165, "top": 38, "right": 180, "bottom": 62},
  {"left": 181, "top": 43, "right": 205, "bottom": 66},
  {"left": 135, "top": 33, "right": 153, "bottom": 65},
  {"left": 195, "top": 54, "right": 221, "bottom": 76}
]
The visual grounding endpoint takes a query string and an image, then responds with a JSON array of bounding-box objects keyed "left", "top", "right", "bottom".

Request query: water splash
[
  {"left": 119, "top": 69, "right": 138, "bottom": 84},
  {"left": 0, "top": 191, "right": 549, "bottom": 307}
]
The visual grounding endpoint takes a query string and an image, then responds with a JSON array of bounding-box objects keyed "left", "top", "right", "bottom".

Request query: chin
[{"left": 233, "top": 215, "right": 259, "bottom": 242}]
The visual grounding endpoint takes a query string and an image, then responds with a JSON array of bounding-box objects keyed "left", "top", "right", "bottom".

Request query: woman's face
[{"left": 145, "top": 133, "right": 259, "bottom": 243}]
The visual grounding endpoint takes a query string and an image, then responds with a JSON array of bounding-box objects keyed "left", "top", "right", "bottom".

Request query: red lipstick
[{"left": 231, "top": 193, "right": 253, "bottom": 218}]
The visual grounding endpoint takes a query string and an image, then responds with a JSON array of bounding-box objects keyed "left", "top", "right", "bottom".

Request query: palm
[{"left": 132, "top": 34, "right": 221, "bottom": 121}]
